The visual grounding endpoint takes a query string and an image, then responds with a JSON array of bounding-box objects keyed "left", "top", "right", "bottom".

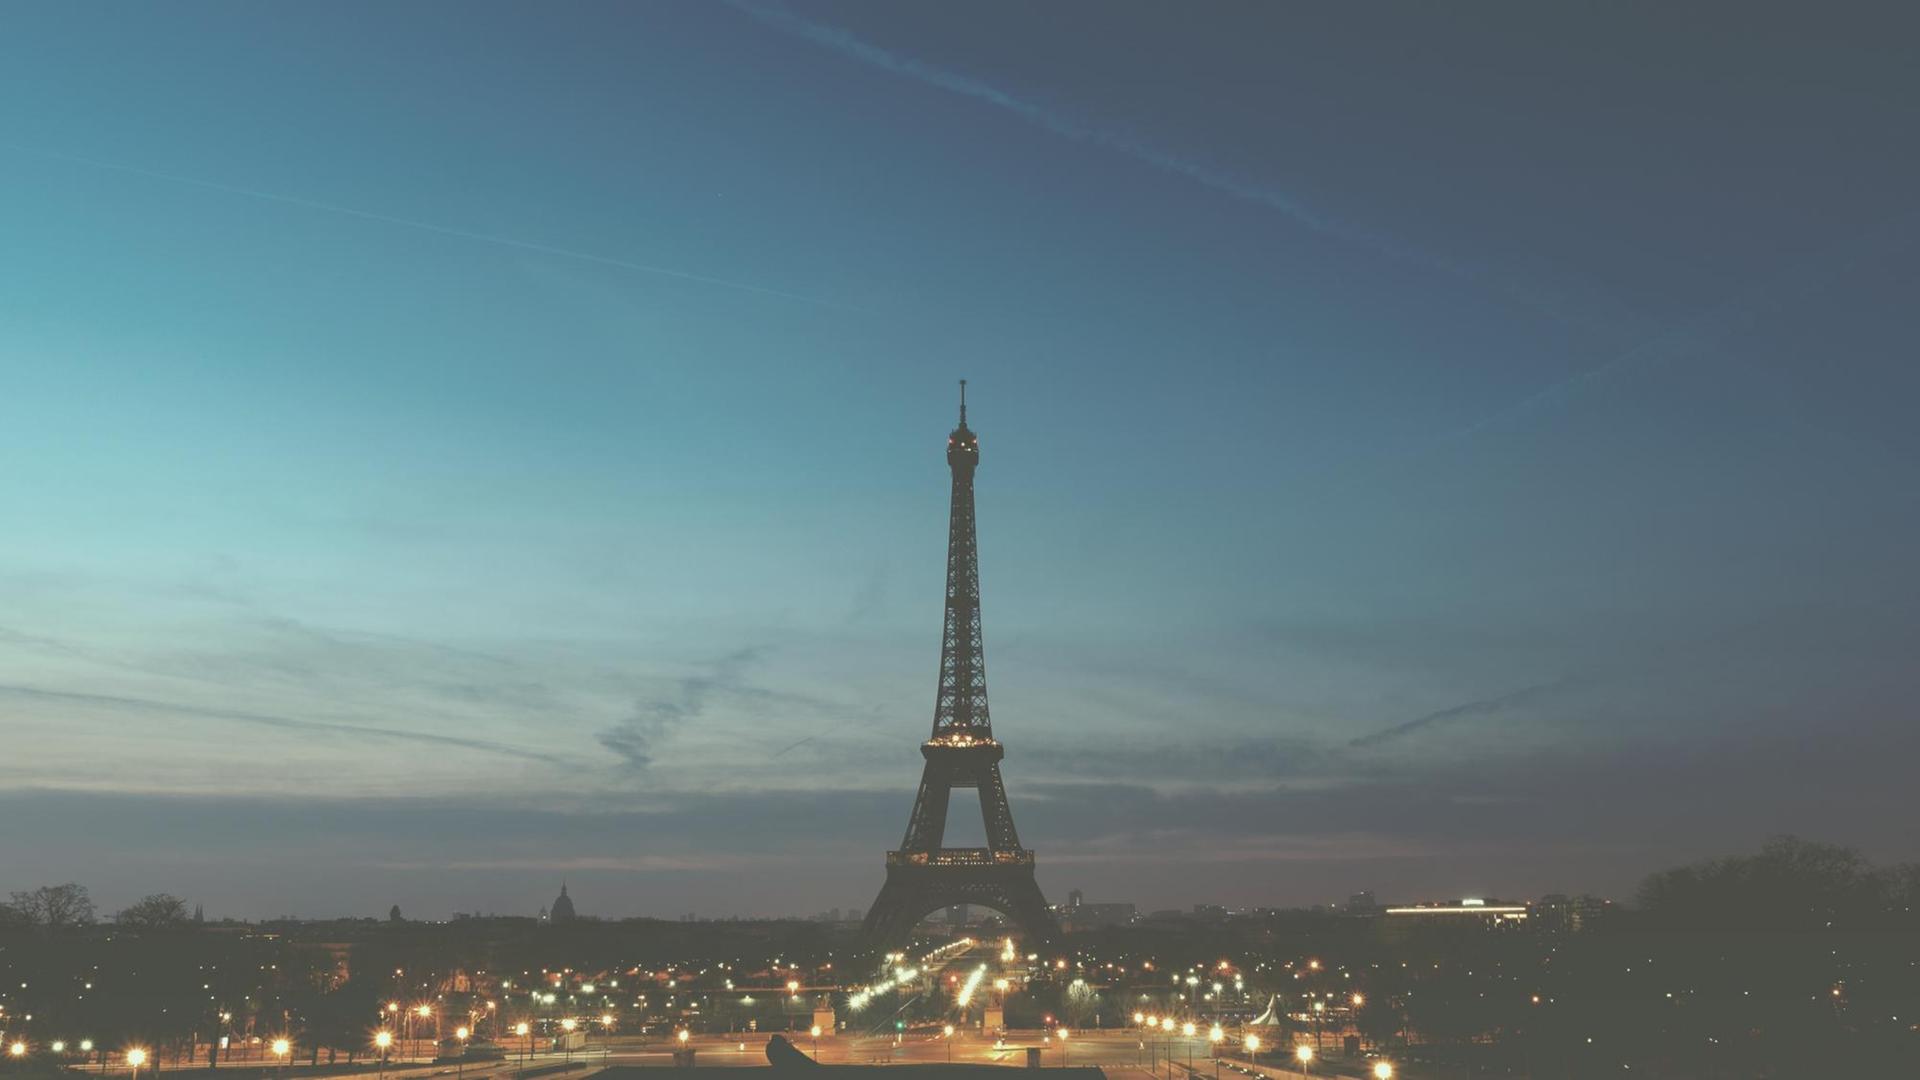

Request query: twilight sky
[{"left": 3, "top": 2, "right": 1917, "bottom": 921}]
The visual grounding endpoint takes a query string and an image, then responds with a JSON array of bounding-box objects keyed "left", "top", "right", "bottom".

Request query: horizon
[{"left": 4, "top": 2, "right": 1919, "bottom": 923}]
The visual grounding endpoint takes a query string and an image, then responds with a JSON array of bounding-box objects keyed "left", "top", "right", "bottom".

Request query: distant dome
[{"left": 550, "top": 883, "right": 576, "bottom": 922}]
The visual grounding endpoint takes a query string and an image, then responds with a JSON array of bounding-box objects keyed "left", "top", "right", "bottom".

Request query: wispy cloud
[
  {"left": 597, "top": 645, "right": 770, "bottom": 769},
  {"left": 1348, "top": 680, "right": 1574, "bottom": 749},
  {"left": 0, "top": 683, "right": 579, "bottom": 766},
  {"left": 1439, "top": 209, "right": 1920, "bottom": 444},
  {"left": 0, "top": 141, "right": 853, "bottom": 311}
]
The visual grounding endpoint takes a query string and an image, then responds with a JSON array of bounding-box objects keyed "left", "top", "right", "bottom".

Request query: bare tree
[
  {"left": 116, "top": 893, "right": 190, "bottom": 929},
  {"left": 8, "top": 883, "right": 97, "bottom": 931}
]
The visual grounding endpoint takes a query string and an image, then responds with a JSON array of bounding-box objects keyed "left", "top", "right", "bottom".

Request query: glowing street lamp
[
  {"left": 514, "top": 1021, "right": 532, "bottom": 1067},
  {"left": 8, "top": 1042, "right": 27, "bottom": 1059},
  {"left": 1372, "top": 1062, "right": 1395, "bottom": 1079},
  {"left": 1209, "top": 1026, "right": 1226, "bottom": 1080},
  {"left": 1243, "top": 1034, "right": 1261, "bottom": 1063},
  {"left": 272, "top": 1038, "right": 291, "bottom": 1069},
  {"left": 1294, "top": 1043, "right": 1315, "bottom": 1078},
  {"left": 127, "top": 1047, "right": 148, "bottom": 1080},
  {"left": 375, "top": 1030, "right": 393, "bottom": 1080}
]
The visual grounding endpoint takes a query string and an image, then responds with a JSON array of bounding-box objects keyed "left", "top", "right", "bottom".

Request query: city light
[
  {"left": 514, "top": 1023, "right": 530, "bottom": 1037},
  {"left": 955, "top": 964, "right": 988, "bottom": 1007},
  {"left": 1295, "top": 1044, "right": 1315, "bottom": 1064},
  {"left": 1209, "top": 1026, "right": 1225, "bottom": 1043},
  {"left": 272, "top": 1039, "right": 291, "bottom": 1058},
  {"left": 375, "top": 1032, "right": 393, "bottom": 1050},
  {"left": 676, "top": 1030, "right": 689, "bottom": 1044},
  {"left": 456, "top": 1027, "right": 470, "bottom": 1041},
  {"left": 1244, "top": 1035, "right": 1261, "bottom": 1054},
  {"left": 127, "top": 1049, "right": 148, "bottom": 1068},
  {"left": 1373, "top": 1062, "right": 1395, "bottom": 1079},
  {"left": 8, "top": 1042, "right": 26, "bottom": 1058},
  {"left": 1183, "top": 1022, "right": 1196, "bottom": 1037}
]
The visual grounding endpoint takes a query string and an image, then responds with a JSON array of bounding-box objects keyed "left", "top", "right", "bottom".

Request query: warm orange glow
[
  {"left": 272, "top": 1039, "right": 290, "bottom": 1057},
  {"left": 1243, "top": 1035, "right": 1261, "bottom": 1053},
  {"left": 1372, "top": 1062, "right": 1395, "bottom": 1079},
  {"left": 374, "top": 1032, "right": 393, "bottom": 1050},
  {"left": 1295, "top": 1045, "right": 1314, "bottom": 1064},
  {"left": 127, "top": 1049, "right": 148, "bottom": 1068}
]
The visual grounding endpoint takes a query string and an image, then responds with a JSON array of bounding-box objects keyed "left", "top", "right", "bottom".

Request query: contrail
[
  {"left": 1, "top": 141, "right": 853, "bottom": 311},
  {"left": 1439, "top": 208, "right": 1920, "bottom": 445},
  {"left": 725, "top": 1, "right": 1481, "bottom": 282}
]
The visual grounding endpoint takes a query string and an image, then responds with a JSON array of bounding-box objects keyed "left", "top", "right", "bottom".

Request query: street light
[
  {"left": 1294, "top": 1043, "right": 1315, "bottom": 1078},
  {"left": 1372, "top": 1062, "right": 1394, "bottom": 1079},
  {"left": 7, "top": 1042, "right": 25, "bottom": 1059},
  {"left": 127, "top": 1047, "right": 148, "bottom": 1080},
  {"left": 272, "top": 1038, "right": 290, "bottom": 1070},
  {"left": 813, "top": 1026, "right": 824, "bottom": 1060},
  {"left": 1057, "top": 1028, "right": 1069, "bottom": 1067},
  {"left": 1243, "top": 1034, "right": 1261, "bottom": 1065},
  {"left": 515, "top": 1021, "right": 531, "bottom": 1067},
  {"left": 375, "top": 1030, "right": 393, "bottom": 1080},
  {"left": 1209, "top": 1026, "right": 1225, "bottom": 1080}
]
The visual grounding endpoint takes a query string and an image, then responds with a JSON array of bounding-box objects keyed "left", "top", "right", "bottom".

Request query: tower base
[{"left": 863, "top": 855, "right": 1060, "bottom": 949}]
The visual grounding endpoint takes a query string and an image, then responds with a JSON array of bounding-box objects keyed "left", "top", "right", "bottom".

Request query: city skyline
[{"left": 4, "top": 2, "right": 1919, "bottom": 920}]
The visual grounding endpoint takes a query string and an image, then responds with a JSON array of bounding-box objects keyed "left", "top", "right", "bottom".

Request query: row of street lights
[
  {"left": 1131, "top": 1012, "right": 1393, "bottom": 1080},
  {"left": 6, "top": 1040, "right": 148, "bottom": 1079}
]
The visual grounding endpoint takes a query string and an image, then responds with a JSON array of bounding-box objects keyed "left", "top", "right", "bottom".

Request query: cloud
[
  {"left": 1440, "top": 208, "right": 1920, "bottom": 444},
  {"left": 0, "top": 141, "right": 853, "bottom": 311},
  {"left": 0, "top": 682, "right": 580, "bottom": 767},
  {"left": 1348, "top": 679, "right": 1576, "bottom": 749},
  {"left": 596, "top": 645, "right": 771, "bottom": 769}
]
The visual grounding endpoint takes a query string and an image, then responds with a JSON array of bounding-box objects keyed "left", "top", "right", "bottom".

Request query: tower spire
[{"left": 959, "top": 378, "right": 967, "bottom": 425}]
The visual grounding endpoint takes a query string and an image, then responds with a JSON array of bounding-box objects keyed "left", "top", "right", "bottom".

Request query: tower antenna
[{"left": 958, "top": 378, "right": 967, "bottom": 424}]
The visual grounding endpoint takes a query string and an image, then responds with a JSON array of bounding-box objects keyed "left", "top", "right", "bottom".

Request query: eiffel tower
[{"left": 864, "top": 382, "right": 1060, "bottom": 949}]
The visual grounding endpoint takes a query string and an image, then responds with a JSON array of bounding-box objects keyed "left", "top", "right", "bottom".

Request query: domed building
[{"left": 548, "top": 882, "right": 577, "bottom": 923}]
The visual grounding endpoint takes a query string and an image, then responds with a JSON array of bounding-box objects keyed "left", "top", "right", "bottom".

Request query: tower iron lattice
[{"left": 863, "top": 382, "right": 1059, "bottom": 948}]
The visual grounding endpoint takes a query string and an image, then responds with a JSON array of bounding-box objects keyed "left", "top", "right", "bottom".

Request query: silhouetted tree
[
  {"left": 8, "top": 883, "right": 96, "bottom": 931},
  {"left": 115, "top": 893, "right": 191, "bottom": 929}
]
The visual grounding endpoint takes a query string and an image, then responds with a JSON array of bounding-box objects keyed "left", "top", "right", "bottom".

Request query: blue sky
[{"left": 2, "top": 2, "right": 1917, "bottom": 919}]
